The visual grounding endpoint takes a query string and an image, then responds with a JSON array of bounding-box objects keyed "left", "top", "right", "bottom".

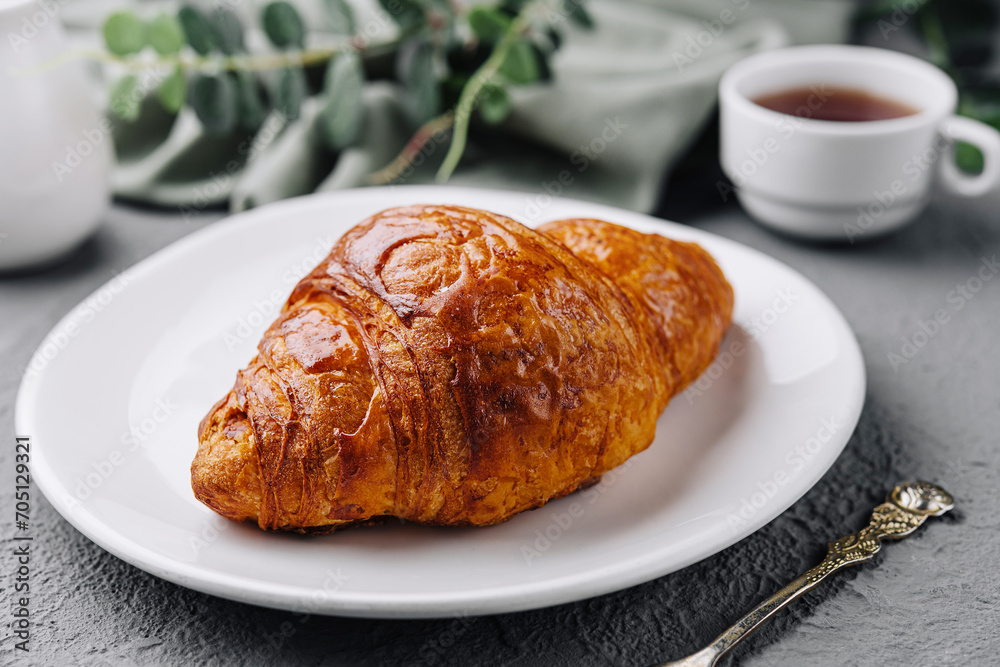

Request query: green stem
[
  {"left": 369, "top": 111, "right": 456, "bottom": 185},
  {"left": 435, "top": 4, "right": 534, "bottom": 182},
  {"left": 918, "top": 8, "right": 950, "bottom": 73},
  {"left": 13, "top": 31, "right": 411, "bottom": 77}
]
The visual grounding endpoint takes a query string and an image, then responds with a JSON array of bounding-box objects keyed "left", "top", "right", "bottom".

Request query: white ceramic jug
[{"left": 0, "top": 0, "right": 111, "bottom": 271}]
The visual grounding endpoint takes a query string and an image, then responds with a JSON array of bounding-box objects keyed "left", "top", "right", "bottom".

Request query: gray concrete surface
[{"left": 1, "top": 189, "right": 998, "bottom": 666}]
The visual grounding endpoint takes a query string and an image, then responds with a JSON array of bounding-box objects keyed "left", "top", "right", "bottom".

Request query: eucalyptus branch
[
  {"left": 918, "top": 10, "right": 950, "bottom": 71},
  {"left": 120, "top": 47, "right": 343, "bottom": 73},
  {"left": 369, "top": 111, "right": 456, "bottom": 185},
  {"left": 73, "top": 0, "right": 591, "bottom": 183},
  {"left": 17, "top": 37, "right": 418, "bottom": 79},
  {"left": 435, "top": 6, "right": 533, "bottom": 182}
]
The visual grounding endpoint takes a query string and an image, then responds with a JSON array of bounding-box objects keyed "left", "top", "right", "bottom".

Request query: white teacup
[
  {"left": 0, "top": 0, "right": 111, "bottom": 271},
  {"left": 719, "top": 45, "right": 1000, "bottom": 241}
]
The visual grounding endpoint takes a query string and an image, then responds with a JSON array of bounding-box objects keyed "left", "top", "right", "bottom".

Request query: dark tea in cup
[{"left": 753, "top": 86, "right": 919, "bottom": 122}]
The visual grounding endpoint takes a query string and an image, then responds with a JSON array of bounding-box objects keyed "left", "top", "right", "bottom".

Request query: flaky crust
[{"left": 192, "top": 206, "right": 733, "bottom": 532}]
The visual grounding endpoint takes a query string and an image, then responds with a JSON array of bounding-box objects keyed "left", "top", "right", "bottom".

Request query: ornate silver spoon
[{"left": 656, "top": 481, "right": 955, "bottom": 667}]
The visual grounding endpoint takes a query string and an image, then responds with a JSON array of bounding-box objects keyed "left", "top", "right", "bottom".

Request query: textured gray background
[{"left": 2, "top": 183, "right": 999, "bottom": 666}]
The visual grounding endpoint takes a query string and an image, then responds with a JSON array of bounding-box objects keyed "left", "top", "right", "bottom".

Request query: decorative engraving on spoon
[{"left": 657, "top": 481, "right": 955, "bottom": 667}]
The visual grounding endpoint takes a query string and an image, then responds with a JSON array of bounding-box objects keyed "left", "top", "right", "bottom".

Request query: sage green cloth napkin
[{"left": 64, "top": 0, "right": 856, "bottom": 215}]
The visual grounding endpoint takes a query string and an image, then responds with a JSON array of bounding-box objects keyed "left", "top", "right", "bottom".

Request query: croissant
[{"left": 192, "top": 205, "right": 733, "bottom": 532}]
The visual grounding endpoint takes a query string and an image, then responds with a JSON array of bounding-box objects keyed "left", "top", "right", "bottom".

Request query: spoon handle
[{"left": 657, "top": 481, "right": 954, "bottom": 667}]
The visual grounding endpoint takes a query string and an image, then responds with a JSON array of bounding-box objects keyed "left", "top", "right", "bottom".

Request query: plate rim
[{"left": 15, "top": 185, "right": 866, "bottom": 618}]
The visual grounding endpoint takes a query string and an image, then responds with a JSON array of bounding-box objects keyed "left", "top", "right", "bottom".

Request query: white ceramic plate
[{"left": 16, "top": 186, "right": 865, "bottom": 618}]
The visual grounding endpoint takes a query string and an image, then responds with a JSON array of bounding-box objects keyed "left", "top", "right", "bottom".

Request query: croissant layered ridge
[{"left": 192, "top": 205, "right": 734, "bottom": 532}]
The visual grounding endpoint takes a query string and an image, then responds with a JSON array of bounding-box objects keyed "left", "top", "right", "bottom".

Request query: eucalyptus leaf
[
  {"left": 320, "top": 53, "right": 365, "bottom": 150},
  {"left": 323, "top": 0, "right": 356, "bottom": 35},
  {"left": 236, "top": 71, "right": 267, "bottom": 131},
  {"left": 178, "top": 5, "right": 217, "bottom": 55},
  {"left": 468, "top": 7, "right": 511, "bottom": 44},
  {"left": 103, "top": 11, "right": 146, "bottom": 56},
  {"left": 274, "top": 66, "right": 308, "bottom": 120},
  {"left": 189, "top": 73, "right": 238, "bottom": 135},
  {"left": 211, "top": 8, "right": 245, "bottom": 55},
  {"left": 157, "top": 67, "right": 186, "bottom": 113},
  {"left": 565, "top": 0, "right": 595, "bottom": 29},
  {"left": 853, "top": 0, "right": 910, "bottom": 23},
  {"left": 500, "top": 40, "right": 540, "bottom": 85},
  {"left": 545, "top": 27, "right": 563, "bottom": 51},
  {"left": 531, "top": 43, "right": 552, "bottom": 81},
  {"left": 499, "top": 0, "right": 530, "bottom": 14},
  {"left": 478, "top": 84, "right": 511, "bottom": 125},
  {"left": 933, "top": 0, "right": 998, "bottom": 68},
  {"left": 378, "top": 0, "right": 423, "bottom": 30},
  {"left": 399, "top": 40, "right": 439, "bottom": 124},
  {"left": 262, "top": 1, "right": 305, "bottom": 50},
  {"left": 109, "top": 74, "right": 142, "bottom": 121},
  {"left": 148, "top": 14, "right": 184, "bottom": 56},
  {"left": 955, "top": 141, "right": 984, "bottom": 174}
]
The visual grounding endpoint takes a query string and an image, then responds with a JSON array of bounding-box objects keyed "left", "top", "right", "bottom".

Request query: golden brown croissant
[{"left": 192, "top": 205, "right": 733, "bottom": 532}]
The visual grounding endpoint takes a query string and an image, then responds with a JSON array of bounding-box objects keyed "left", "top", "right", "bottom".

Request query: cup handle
[{"left": 939, "top": 115, "right": 1000, "bottom": 197}]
